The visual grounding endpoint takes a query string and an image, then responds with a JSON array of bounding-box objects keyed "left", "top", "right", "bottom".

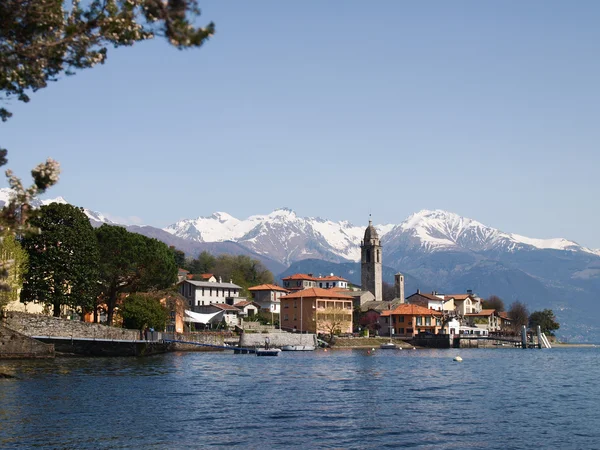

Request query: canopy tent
[{"left": 184, "top": 309, "right": 223, "bottom": 325}]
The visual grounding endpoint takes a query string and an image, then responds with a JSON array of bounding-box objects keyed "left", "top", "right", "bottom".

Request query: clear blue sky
[{"left": 3, "top": 1, "right": 600, "bottom": 248}]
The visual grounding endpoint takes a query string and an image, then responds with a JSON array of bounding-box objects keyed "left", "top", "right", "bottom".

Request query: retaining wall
[
  {"left": 0, "top": 325, "right": 54, "bottom": 359},
  {"left": 240, "top": 332, "right": 316, "bottom": 348},
  {"left": 3, "top": 311, "right": 139, "bottom": 340}
]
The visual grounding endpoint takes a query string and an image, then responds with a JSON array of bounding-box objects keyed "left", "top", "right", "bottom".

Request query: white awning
[{"left": 184, "top": 309, "right": 223, "bottom": 324}]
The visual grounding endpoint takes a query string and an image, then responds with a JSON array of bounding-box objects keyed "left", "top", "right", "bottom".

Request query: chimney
[
  {"left": 219, "top": 276, "right": 222, "bottom": 283},
  {"left": 417, "top": 288, "right": 420, "bottom": 294},
  {"left": 395, "top": 273, "right": 405, "bottom": 304},
  {"left": 467, "top": 289, "right": 473, "bottom": 295},
  {"left": 308, "top": 273, "right": 313, "bottom": 277}
]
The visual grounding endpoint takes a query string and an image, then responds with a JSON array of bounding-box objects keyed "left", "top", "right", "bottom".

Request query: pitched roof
[
  {"left": 281, "top": 273, "right": 318, "bottom": 281},
  {"left": 445, "top": 294, "right": 473, "bottom": 301},
  {"left": 212, "top": 304, "right": 241, "bottom": 312},
  {"left": 465, "top": 309, "right": 496, "bottom": 317},
  {"left": 381, "top": 303, "right": 442, "bottom": 317},
  {"left": 248, "top": 284, "right": 289, "bottom": 292},
  {"left": 234, "top": 301, "right": 253, "bottom": 307},
  {"left": 184, "top": 280, "right": 241, "bottom": 289},
  {"left": 360, "top": 299, "right": 405, "bottom": 313},
  {"left": 407, "top": 292, "right": 445, "bottom": 301},
  {"left": 281, "top": 287, "right": 352, "bottom": 300},
  {"left": 498, "top": 311, "right": 512, "bottom": 320},
  {"left": 317, "top": 275, "right": 348, "bottom": 282}
]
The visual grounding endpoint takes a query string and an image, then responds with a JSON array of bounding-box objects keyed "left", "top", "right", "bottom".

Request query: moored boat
[
  {"left": 256, "top": 348, "right": 281, "bottom": 356},
  {"left": 281, "top": 345, "right": 316, "bottom": 351}
]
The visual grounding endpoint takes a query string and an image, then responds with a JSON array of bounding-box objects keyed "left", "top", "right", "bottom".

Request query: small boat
[
  {"left": 256, "top": 348, "right": 281, "bottom": 356},
  {"left": 379, "top": 342, "right": 398, "bottom": 350},
  {"left": 281, "top": 345, "right": 316, "bottom": 351}
]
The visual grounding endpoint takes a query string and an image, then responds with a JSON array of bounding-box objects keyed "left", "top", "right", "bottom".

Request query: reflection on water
[{"left": 1, "top": 348, "right": 599, "bottom": 449}]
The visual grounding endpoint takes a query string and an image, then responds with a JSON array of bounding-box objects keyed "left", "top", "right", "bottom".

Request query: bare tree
[
  {"left": 318, "top": 307, "right": 352, "bottom": 342},
  {"left": 482, "top": 295, "right": 505, "bottom": 312},
  {"left": 508, "top": 301, "right": 529, "bottom": 332}
]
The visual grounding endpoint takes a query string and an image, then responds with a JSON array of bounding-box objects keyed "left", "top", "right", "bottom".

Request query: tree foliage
[
  {"left": 529, "top": 309, "right": 560, "bottom": 336},
  {"left": 0, "top": 234, "right": 28, "bottom": 311},
  {"left": 96, "top": 224, "right": 177, "bottom": 325},
  {"left": 20, "top": 203, "right": 100, "bottom": 317},
  {"left": 482, "top": 295, "right": 505, "bottom": 312},
  {"left": 0, "top": 0, "right": 214, "bottom": 122},
  {"left": 120, "top": 293, "right": 168, "bottom": 331},
  {"left": 185, "top": 252, "right": 274, "bottom": 296},
  {"left": 508, "top": 301, "right": 529, "bottom": 332}
]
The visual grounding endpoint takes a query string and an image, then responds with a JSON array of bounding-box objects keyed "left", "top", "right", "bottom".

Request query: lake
[{"left": 1, "top": 347, "right": 599, "bottom": 449}]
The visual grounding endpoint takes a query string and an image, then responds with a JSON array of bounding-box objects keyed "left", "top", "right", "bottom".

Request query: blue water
[{"left": 1, "top": 347, "right": 599, "bottom": 449}]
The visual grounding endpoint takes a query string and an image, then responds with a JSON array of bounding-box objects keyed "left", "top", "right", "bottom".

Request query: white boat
[
  {"left": 281, "top": 345, "right": 316, "bottom": 351},
  {"left": 256, "top": 348, "right": 281, "bottom": 356},
  {"left": 379, "top": 342, "right": 398, "bottom": 350},
  {"left": 380, "top": 321, "right": 398, "bottom": 349}
]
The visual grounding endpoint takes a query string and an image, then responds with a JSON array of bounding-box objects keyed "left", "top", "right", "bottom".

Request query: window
[
  {"left": 366, "top": 249, "right": 371, "bottom": 263},
  {"left": 284, "top": 282, "right": 289, "bottom": 287},
  {"left": 377, "top": 250, "right": 380, "bottom": 263},
  {"left": 297, "top": 281, "right": 301, "bottom": 287},
  {"left": 425, "top": 317, "right": 431, "bottom": 326},
  {"left": 399, "top": 316, "right": 404, "bottom": 323},
  {"left": 284, "top": 303, "right": 289, "bottom": 309},
  {"left": 294, "top": 301, "right": 297, "bottom": 308},
  {"left": 284, "top": 314, "right": 288, "bottom": 321},
  {"left": 416, "top": 317, "right": 422, "bottom": 326},
  {"left": 399, "top": 328, "right": 405, "bottom": 334}
]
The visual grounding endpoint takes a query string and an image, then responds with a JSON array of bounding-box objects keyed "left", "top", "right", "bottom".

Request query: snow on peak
[{"left": 41, "top": 196, "right": 68, "bottom": 205}]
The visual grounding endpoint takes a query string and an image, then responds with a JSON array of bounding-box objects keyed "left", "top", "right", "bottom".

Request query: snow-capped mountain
[
  {"left": 164, "top": 207, "right": 595, "bottom": 265},
  {"left": 383, "top": 209, "right": 595, "bottom": 256},
  {"left": 165, "top": 208, "right": 394, "bottom": 265},
  {"left": 0, "top": 188, "right": 115, "bottom": 226}
]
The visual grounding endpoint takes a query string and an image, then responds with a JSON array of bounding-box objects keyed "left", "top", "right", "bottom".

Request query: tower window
[{"left": 366, "top": 249, "right": 371, "bottom": 263}]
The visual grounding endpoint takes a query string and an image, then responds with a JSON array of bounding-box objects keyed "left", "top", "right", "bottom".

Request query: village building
[
  {"left": 406, "top": 290, "right": 455, "bottom": 311},
  {"left": 193, "top": 303, "right": 242, "bottom": 328},
  {"left": 280, "top": 287, "right": 353, "bottom": 334},
  {"left": 281, "top": 273, "right": 318, "bottom": 291},
  {"left": 233, "top": 300, "right": 259, "bottom": 320},
  {"left": 248, "top": 284, "right": 289, "bottom": 314},
  {"left": 179, "top": 278, "right": 242, "bottom": 308},
  {"left": 379, "top": 303, "right": 443, "bottom": 337},
  {"left": 447, "top": 292, "right": 482, "bottom": 315},
  {"left": 465, "top": 309, "right": 501, "bottom": 332},
  {"left": 315, "top": 274, "right": 349, "bottom": 289}
]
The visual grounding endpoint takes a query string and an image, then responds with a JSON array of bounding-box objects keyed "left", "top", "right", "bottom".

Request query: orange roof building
[
  {"left": 280, "top": 288, "right": 353, "bottom": 334},
  {"left": 379, "top": 303, "right": 443, "bottom": 337}
]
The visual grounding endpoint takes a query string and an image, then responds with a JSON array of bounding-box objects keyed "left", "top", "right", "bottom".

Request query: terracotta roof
[
  {"left": 498, "top": 311, "right": 511, "bottom": 320},
  {"left": 281, "top": 273, "right": 318, "bottom": 281},
  {"left": 445, "top": 294, "right": 473, "bottom": 301},
  {"left": 465, "top": 309, "right": 496, "bottom": 317},
  {"left": 213, "top": 304, "right": 241, "bottom": 312},
  {"left": 281, "top": 287, "right": 353, "bottom": 300},
  {"left": 317, "top": 275, "right": 348, "bottom": 282},
  {"left": 234, "top": 301, "right": 253, "bottom": 307},
  {"left": 381, "top": 304, "right": 442, "bottom": 317},
  {"left": 248, "top": 284, "right": 289, "bottom": 292},
  {"left": 178, "top": 268, "right": 189, "bottom": 273}
]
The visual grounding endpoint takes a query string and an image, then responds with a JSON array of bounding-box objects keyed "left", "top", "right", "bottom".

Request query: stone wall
[
  {"left": 3, "top": 311, "right": 139, "bottom": 341},
  {"left": 0, "top": 325, "right": 54, "bottom": 359},
  {"left": 240, "top": 332, "right": 317, "bottom": 348}
]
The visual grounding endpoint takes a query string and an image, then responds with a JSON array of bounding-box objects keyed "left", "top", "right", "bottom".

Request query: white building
[
  {"left": 179, "top": 279, "right": 242, "bottom": 308},
  {"left": 248, "top": 284, "right": 289, "bottom": 314}
]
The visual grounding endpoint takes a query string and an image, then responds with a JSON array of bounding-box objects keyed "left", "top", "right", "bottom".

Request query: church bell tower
[{"left": 361, "top": 219, "right": 382, "bottom": 302}]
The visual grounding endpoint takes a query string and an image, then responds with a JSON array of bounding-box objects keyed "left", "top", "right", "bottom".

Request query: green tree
[
  {"left": 0, "top": 0, "right": 214, "bottom": 123},
  {"left": 529, "top": 309, "right": 560, "bottom": 336},
  {"left": 170, "top": 246, "right": 186, "bottom": 268},
  {"left": 20, "top": 203, "right": 100, "bottom": 317},
  {"left": 0, "top": 234, "right": 28, "bottom": 312},
  {"left": 482, "top": 295, "right": 505, "bottom": 312},
  {"left": 120, "top": 293, "right": 168, "bottom": 331},
  {"left": 212, "top": 254, "right": 274, "bottom": 295},
  {"left": 508, "top": 301, "right": 529, "bottom": 332},
  {"left": 96, "top": 224, "right": 177, "bottom": 325},
  {"left": 188, "top": 250, "right": 216, "bottom": 274}
]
